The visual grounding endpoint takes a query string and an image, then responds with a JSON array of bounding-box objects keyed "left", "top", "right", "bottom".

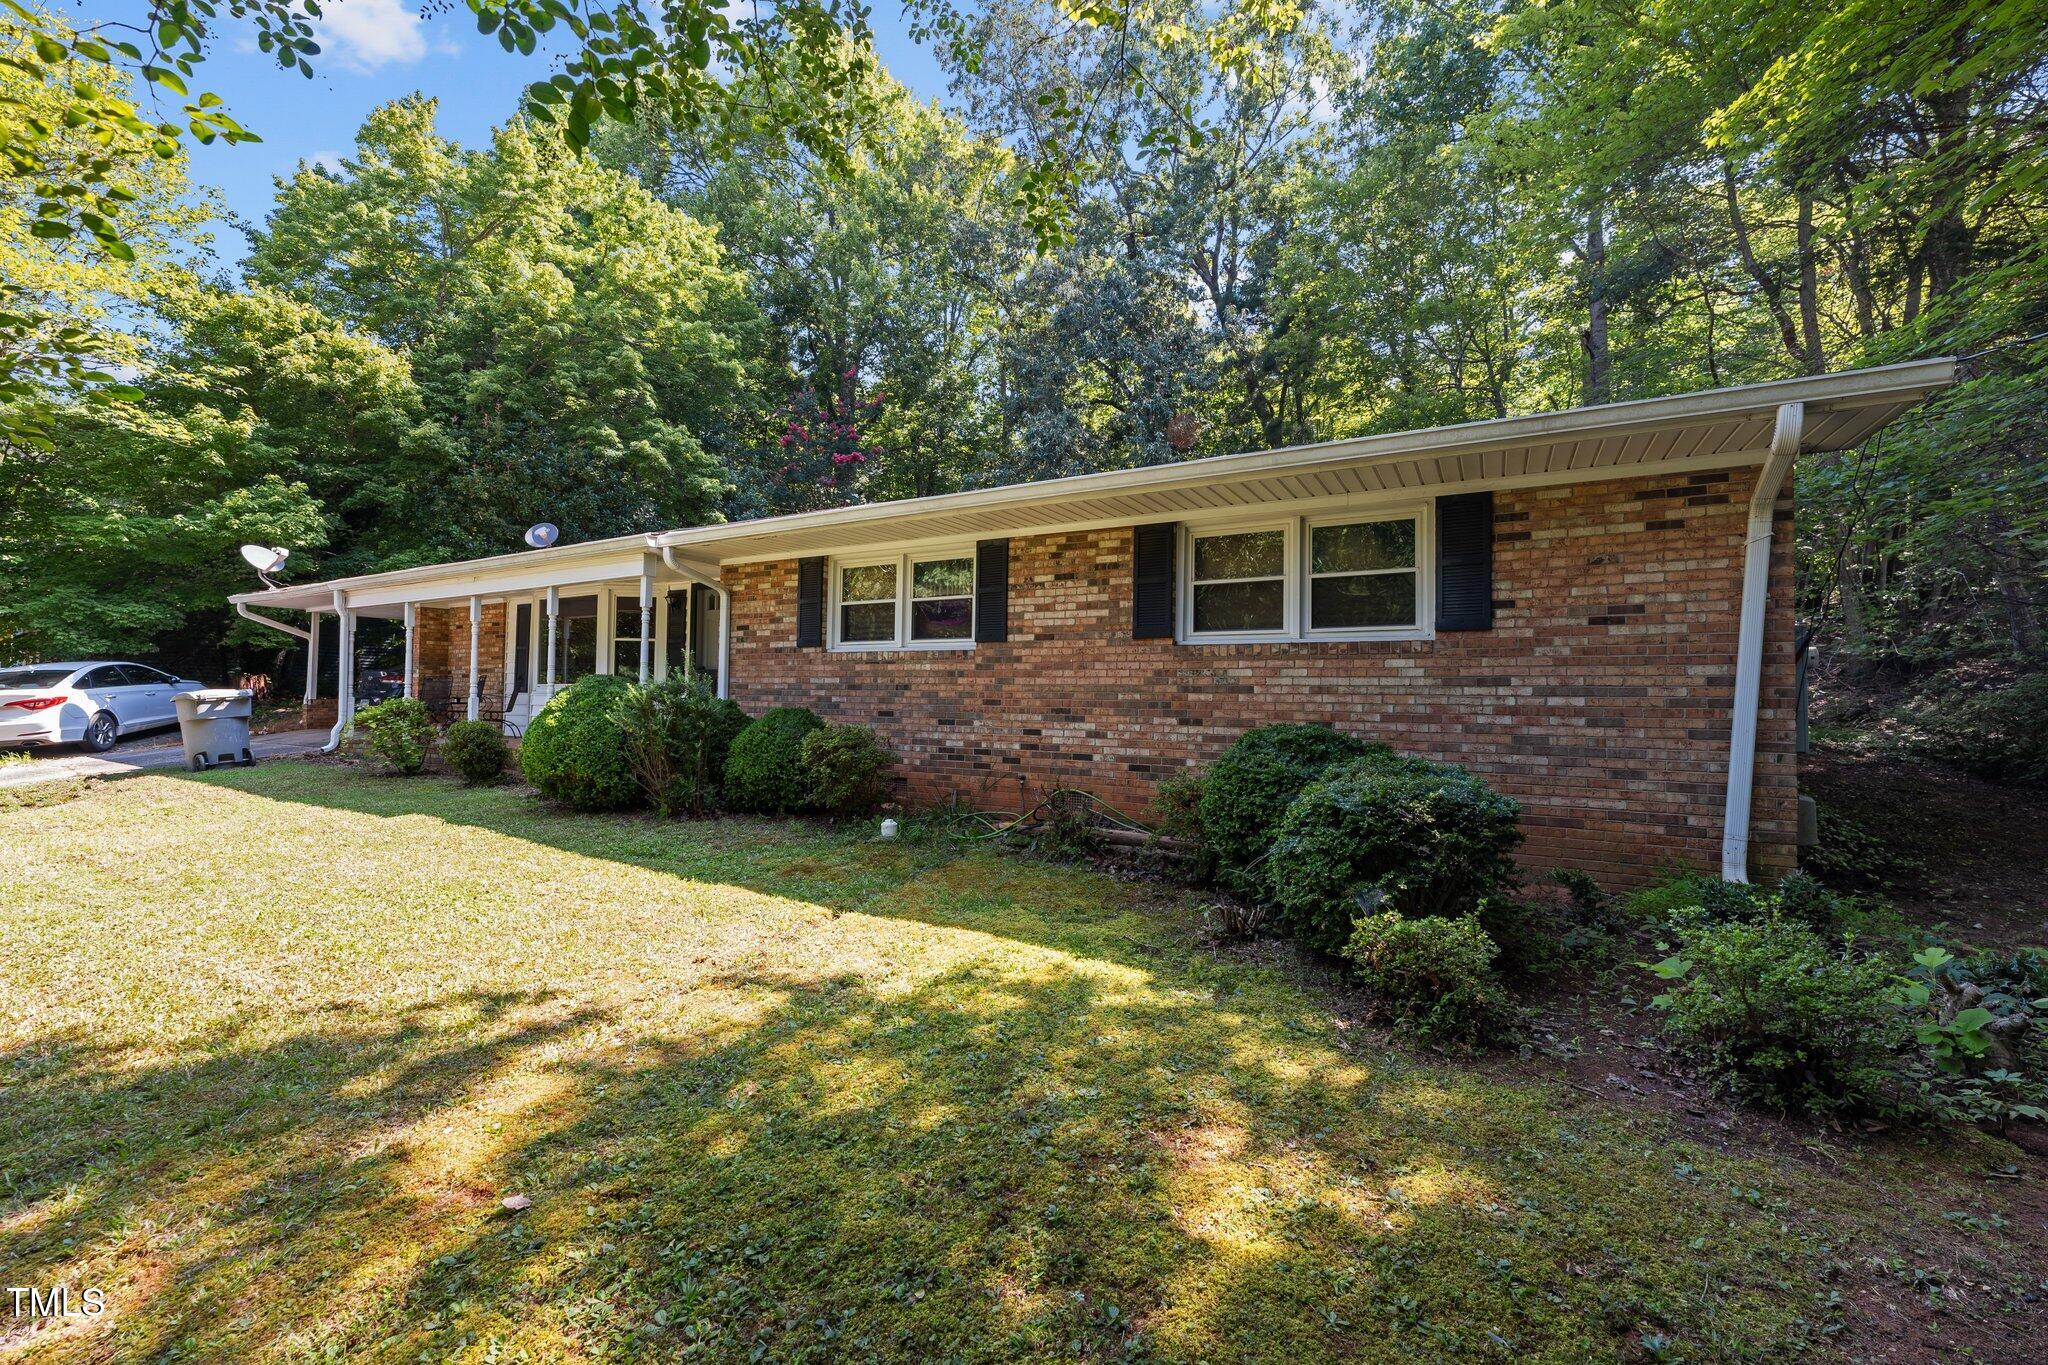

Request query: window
[
  {"left": 1189, "top": 528, "right": 1288, "bottom": 635},
  {"left": 910, "top": 556, "right": 973, "bottom": 642},
  {"left": 612, "top": 594, "right": 650, "bottom": 675},
  {"left": 830, "top": 552, "right": 976, "bottom": 650},
  {"left": 1307, "top": 516, "right": 1419, "bottom": 632},
  {"left": 837, "top": 562, "right": 898, "bottom": 644},
  {"left": 553, "top": 595, "right": 598, "bottom": 681},
  {"left": 1181, "top": 509, "right": 1427, "bottom": 643}
]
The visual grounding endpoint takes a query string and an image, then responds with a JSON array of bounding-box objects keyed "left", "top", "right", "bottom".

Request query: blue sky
[{"left": 69, "top": 0, "right": 950, "bottom": 269}]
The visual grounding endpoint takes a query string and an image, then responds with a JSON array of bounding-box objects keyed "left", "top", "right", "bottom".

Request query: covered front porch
[{"left": 233, "top": 542, "right": 729, "bottom": 745}]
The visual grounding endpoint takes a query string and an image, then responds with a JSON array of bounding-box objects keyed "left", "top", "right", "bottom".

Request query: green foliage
[
  {"left": 1481, "top": 870, "right": 1625, "bottom": 976},
  {"left": 1899, "top": 675, "right": 2048, "bottom": 789},
  {"left": 519, "top": 675, "right": 640, "bottom": 812},
  {"left": 1801, "top": 799, "right": 1925, "bottom": 895},
  {"left": 1624, "top": 871, "right": 1857, "bottom": 937},
  {"left": 610, "top": 676, "right": 747, "bottom": 817},
  {"left": 1344, "top": 913, "right": 1521, "bottom": 1048},
  {"left": 352, "top": 698, "right": 434, "bottom": 776},
  {"left": 1647, "top": 912, "right": 1907, "bottom": 1116},
  {"left": 1197, "top": 724, "right": 1382, "bottom": 898},
  {"left": 800, "top": 723, "right": 896, "bottom": 817},
  {"left": 1148, "top": 771, "right": 1216, "bottom": 881},
  {"left": 723, "top": 707, "right": 824, "bottom": 816},
  {"left": 1894, "top": 945, "right": 2048, "bottom": 1126},
  {"left": 440, "top": 720, "right": 507, "bottom": 787},
  {"left": 1267, "top": 757, "right": 1524, "bottom": 956}
]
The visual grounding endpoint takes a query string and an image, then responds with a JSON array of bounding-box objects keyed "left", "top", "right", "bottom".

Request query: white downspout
[
  {"left": 235, "top": 601, "right": 312, "bottom": 643},
  {"left": 1721, "top": 401, "right": 1803, "bottom": 882},
  {"left": 658, "top": 544, "right": 730, "bottom": 700},
  {"left": 324, "top": 589, "right": 354, "bottom": 753},
  {"left": 304, "top": 610, "right": 320, "bottom": 706}
]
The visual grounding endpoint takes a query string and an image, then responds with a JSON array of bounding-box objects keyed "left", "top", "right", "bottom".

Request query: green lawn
[{"left": 2, "top": 766, "right": 2041, "bottom": 1362}]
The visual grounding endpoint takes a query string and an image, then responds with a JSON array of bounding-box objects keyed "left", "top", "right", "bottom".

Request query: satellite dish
[
  {"left": 240, "top": 544, "right": 289, "bottom": 588},
  {"left": 524, "top": 522, "right": 560, "bottom": 549}
]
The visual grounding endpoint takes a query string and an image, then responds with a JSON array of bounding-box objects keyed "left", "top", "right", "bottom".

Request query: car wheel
[{"left": 83, "top": 711, "right": 118, "bottom": 752}]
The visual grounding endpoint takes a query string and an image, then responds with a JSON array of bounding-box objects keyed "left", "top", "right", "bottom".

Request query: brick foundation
[{"left": 720, "top": 467, "right": 1798, "bottom": 888}]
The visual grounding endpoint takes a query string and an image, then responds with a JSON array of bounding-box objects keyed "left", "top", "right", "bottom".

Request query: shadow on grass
[{"left": 4, "top": 964, "right": 1853, "bottom": 1361}]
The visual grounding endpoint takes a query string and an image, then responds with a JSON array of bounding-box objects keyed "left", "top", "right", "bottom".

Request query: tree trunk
[
  {"left": 1796, "top": 192, "right": 1826, "bottom": 373},
  {"left": 1582, "top": 200, "right": 1610, "bottom": 405}
]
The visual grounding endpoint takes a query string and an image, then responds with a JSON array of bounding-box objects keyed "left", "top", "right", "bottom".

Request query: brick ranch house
[{"left": 231, "top": 360, "right": 1955, "bottom": 886}]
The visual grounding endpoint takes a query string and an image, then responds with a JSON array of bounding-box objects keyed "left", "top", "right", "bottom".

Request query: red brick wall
[
  {"left": 722, "top": 466, "right": 1798, "bottom": 887},
  {"left": 414, "top": 603, "right": 507, "bottom": 708}
]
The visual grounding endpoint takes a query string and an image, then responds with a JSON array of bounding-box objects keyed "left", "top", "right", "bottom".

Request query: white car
[{"left": 0, "top": 661, "right": 210, "bottom": 752}]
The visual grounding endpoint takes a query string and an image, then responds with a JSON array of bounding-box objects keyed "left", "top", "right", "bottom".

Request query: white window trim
[
  {"left": 1180, "top": 506, "right": 1433, "bottom": 645},
  {"left": 828, "top": 549, "right": 978, "bottom": 652}
]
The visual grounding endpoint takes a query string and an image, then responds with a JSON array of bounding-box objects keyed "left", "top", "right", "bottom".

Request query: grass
[{"left": 2, "top": 765, "right": 2042, "bottom": 1361}]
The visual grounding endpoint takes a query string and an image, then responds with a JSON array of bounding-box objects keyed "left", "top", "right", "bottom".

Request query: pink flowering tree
[{"left": 764, "top": 380, "right": 886, "bottom": 513}]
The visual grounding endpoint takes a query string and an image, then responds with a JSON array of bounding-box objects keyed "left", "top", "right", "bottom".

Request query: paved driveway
[{"left": 0, "top": 728, "right": 328, "bottom": 789}]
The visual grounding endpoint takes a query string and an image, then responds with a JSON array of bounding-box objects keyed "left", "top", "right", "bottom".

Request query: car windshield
[{"left": 0, "top": 666, "right": 78, "bottom": 688}]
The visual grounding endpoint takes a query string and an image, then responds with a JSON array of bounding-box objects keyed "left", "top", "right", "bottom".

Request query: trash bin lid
[{"left": 174, "top": 688, "right": 254, "bottom": 701}]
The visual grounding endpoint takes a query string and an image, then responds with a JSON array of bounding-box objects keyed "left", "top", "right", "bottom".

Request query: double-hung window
[
  {"left": 831, "top": 551, "right": 976, "bottom": 649},
  {"left": 1181, "top": 509, "right": 1427, "bottom": 642}
]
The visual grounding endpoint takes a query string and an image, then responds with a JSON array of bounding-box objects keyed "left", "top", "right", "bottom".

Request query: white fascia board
[{"left": 656, "top": 358, "right": 1955, "bottom": 558}]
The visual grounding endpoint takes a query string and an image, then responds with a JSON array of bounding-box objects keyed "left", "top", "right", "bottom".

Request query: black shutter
[
  {"left": 795, "top": 556, "right": 826, "bottom": 647},
  {"left": 1132, "top": 522, "right": 1177, "bottom": 639},
  {"left": 1435, "top": 492, "right": 1495, "bottom": 631},
  {"left": 974, "top": 539, "right": 1009, "bottom": 643}
]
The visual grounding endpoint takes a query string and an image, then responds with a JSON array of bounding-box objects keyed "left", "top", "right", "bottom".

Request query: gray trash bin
[{"left": 173, "top": 689, "right": 256, "bottom": 771}]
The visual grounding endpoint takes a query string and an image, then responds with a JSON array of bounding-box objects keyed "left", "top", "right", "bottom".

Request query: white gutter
[
  {"left": 234, "top": 601, "right": 311, "bottom": 642},
  {"left": 324, "top": 588, "right": 353, "bottom": 754},
  {"left": 658, "top": 543, "right": 730, "bottom": 700},
  {"left": 1721, "top": 401, "right": 1803, "bottom": 881}
]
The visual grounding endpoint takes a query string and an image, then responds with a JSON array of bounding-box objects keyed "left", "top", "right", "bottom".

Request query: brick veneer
[
  {"left": 414, "top": 602, "right": 508, "bottom": 708},
  {"left": 718, "top": 467, "right": 1799, "bottom": 887}
]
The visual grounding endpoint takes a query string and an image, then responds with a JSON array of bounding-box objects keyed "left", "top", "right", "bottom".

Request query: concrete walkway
[{"left": 0, "top": 728, "right": 329, "bottom": 789}]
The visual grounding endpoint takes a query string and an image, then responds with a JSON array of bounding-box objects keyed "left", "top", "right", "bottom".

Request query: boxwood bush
[
  {"left": 519, "top": 674, "right": 640, "bottom": 811},
  {"left": 1198, "top": 723, "right": 1384, "bottom": 895},
  {"left": 440, "top": 719, "right": 507, "bottom": 786},
  {"left": 1266, "top": 756, "right": 1523, "bottom": 955},
  {"left": 801, "top": 723, "right": 896, "bottom": 816},
  {"left": 724, "top": 706, "right": 824, "bottom": 815}
]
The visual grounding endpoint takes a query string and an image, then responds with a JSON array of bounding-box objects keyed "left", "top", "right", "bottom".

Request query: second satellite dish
[
  {"left": 240, "top": 544, "right": 289, "bottom": 573},
  {"left": 524, "top": 522, "right": 560, "bottom": 549}
]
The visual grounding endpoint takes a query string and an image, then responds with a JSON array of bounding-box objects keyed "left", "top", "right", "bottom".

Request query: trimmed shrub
[
  {"left": 519, "top": 674, "right": 639, "bottom": 811},
  {"left": 1198, "top": 724, "right": 1383, "bottom": 895},
  {"left": 1626, "top": 871, "right": 1855, "bottom": 936},
  {"left": 724, "top": 706, "right": 824, "bottom": 815},
  {"left": 1647, "top": 910, "right": 1906, "bottom": 1115},
  {"left": 1267, "top": 757, "right": 1523, "bottom": 955},
  {"left": 352, "top": 698, "right": 433, "bottom": 775},
  {"left": 611, "top": 676, "right": 744, "bottom": 817},
  {"left": 701, "top": 696, "right": 751, "bottom": 789},
  {"left": 1344, "top": 913, "right": 1521, "bottom": 1046},
  {"left": 801, "top": 723, "right": 896, "bottom": 816},
  {"left": 441, "top": 719, "right": 507, "bottom": 786},
  {"left": 1481, "top": 869, "right": 1623, "bottom": 976}
]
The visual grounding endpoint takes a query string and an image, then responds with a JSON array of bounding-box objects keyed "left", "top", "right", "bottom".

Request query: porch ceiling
[{"left": 231, "top": 358, "right": 1953, "bottom": 613}]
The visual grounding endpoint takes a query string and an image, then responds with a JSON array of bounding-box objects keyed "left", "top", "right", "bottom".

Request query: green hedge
[
  {"left": 519, "top": 675, "right": 640, "bottom": 811},
  {"left": 353, "top": 698, "right": 433, "bottom": 775},
  {"left": 1267, "top": 756, "right": 1523, "bottom": 955},
  {"left": 1197, "top": 724, "right": 1383, "bottom": 895},
  {"left": 441, "top": 719, "right": 508, "bottom": 785},
  {"left": 802, "top": 723, "right": 895, "bottom": 816},
  {"left": 724, "top": 707, "right": 824, "bottom": 815}
]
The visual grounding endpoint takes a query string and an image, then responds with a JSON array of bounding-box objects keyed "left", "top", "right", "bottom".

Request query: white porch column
[
  {"left": 304, "top": 610, "right": 321, "bottom": 703},
  {"left": 638, "top": 569, "right": 653, "bottom": 683},
  {"left": 402, "top": 602, "right": 416, "bottom": 700},
  {"left": 467, "top": 595, "right": 482, "bottom": 722},
  {"left": 714, "top": 584, "right": 730, "bottom": 700},
  {"left": 544, "top": 586, "right": 559, "bottom": 690}
]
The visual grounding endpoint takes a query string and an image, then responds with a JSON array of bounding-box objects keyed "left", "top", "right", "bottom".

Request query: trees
[{"left": 250, "top": 98, "right": 756, "bottom": 555}]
